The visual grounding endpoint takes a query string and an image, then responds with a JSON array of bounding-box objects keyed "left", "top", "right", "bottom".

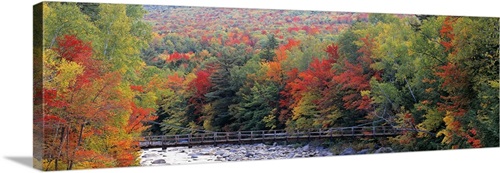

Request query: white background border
[{"left": 0, "top": 0, "right": 498, "bottom": 173}]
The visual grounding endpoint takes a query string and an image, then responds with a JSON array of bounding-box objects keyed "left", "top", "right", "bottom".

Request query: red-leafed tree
[
  {"left": 439, "top": 17, "right": 458, "bottom": 52},
  {"left": 127, "top": 102, "right": 156, "bottom": 133},
  {"left": 278, "top": 68, "right": 299, "bottom": 123},
  {"left": 188, "top": 69, "right": 213, "bottom": 118},
  {"left": 283, "top": 43, "right": 341, "bottom": 129},
  {"left": 435, "top": 62, "right": 478, "bottom": 148},
  {"left": 55, "top": 35, "right": 101, "bottom": 88},
  {"left": 333, "top": 36, "right": 378, "bottom": 112}
]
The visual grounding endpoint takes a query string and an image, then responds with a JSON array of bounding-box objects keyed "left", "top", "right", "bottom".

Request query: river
[{"left": 139, "top": 143, "right": 334, "bottom": 166}]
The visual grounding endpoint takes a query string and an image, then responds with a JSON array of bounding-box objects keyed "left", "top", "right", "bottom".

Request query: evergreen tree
[{"left": 260, "top": 34, "right": 278, "bottom": 61}]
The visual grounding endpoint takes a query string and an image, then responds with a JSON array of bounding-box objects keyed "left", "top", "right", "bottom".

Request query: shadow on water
[{"left": 5, "top": 156, "right": 33, "bottom": 168}]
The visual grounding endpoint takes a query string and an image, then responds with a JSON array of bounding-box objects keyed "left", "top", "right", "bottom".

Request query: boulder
[
  {"left": 245, "top": 152, "right": 254, "bottom": 158},
  {"left": 152, "top": 159, "right": 166, "bottom": 164},
  {"left": 142, "top": 153, "right": 159, "bottom": 158},
  {"left": 375, "top": 147, "right": 394, "bottom": 153},
  {"left": 340, "top": 147, "right": 356, "bottom": 155},
  {"left": 357, "top": 149, "right": 370, "bottom": 154},
  {"left": 321, "top": 152, "right": 333, "bottom": 156},
  {"left": 215, "top": 155, "right": 224, "bottom": 161},
  {"left": 256, "top": 143, "right": 266, "bottom": 147},
  {"left": 228, "top": 157, "right": 237, "bottom": 161},
  {"left": 167, "top": 148, "right": 179, "bottom": 152},
  {"left": 215, "top": 151, "right": 225, "bottom": 156},
  {"left": 140, "top": 161, "right": 151, "bottom": 166},
  {"left": 270, "top": 153, "right": 277, "bottom": 158},
  {"left": 199, "top": 149, "right": 211, "bottom": 155},
  {"left": 302, "top": 144, "right": 310, "bottom": 151}
]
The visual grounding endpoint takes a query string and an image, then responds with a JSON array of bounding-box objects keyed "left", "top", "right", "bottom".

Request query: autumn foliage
[{"left": 37, "top": 3, "right": 498, "bottom": 171}]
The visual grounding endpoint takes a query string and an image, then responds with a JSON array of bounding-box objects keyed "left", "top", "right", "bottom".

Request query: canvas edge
[{"left": 33, "top": 1, "right": 44, "bottom": 171}]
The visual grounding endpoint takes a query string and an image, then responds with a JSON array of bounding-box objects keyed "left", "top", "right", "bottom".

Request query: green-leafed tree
[{"left": 260, "top": 34, "right": 278, "bottom": 62}]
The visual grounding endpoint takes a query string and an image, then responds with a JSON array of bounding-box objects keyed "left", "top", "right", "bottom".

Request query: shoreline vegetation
[{"left": 35, "top": 2, "right": 499, "bottom": 171}]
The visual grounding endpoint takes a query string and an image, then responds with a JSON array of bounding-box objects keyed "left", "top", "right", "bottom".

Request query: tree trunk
[
  {"left": 68, "top": 123, "right": 85, "bottom": 170},
  {"left": 55, "top": 126, "right": 66, "bottom": 170},
  {"left": 405, "top": 78, "right": 417, "bottom": 103}
]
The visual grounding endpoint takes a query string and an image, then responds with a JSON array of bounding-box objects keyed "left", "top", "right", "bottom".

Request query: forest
[{"left": 34, "top": 2, "right": 499, "bottom": 170}]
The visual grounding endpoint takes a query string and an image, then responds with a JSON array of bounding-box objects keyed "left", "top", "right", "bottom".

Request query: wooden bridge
[{"left": 139, "top": 126, "right": 403, "bottom": 149}]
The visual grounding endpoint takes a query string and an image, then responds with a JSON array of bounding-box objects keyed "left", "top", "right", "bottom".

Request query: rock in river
[
  {"left": 375, "top": 147, "right": 393, "bottom": 153},
  {"left": 199, "top": 149, "right": 212, "bottom": 155},
  {"left": 142, "top": 153, "right": 159, "bottom": 158},
  {"left": 357, "top": 149, "right": 370, "bottom": 154},
  {"left": 215, "top": 150, "right": 225, "bottom": 156},
  {"left": 340, "top": 147, "right": 356, "bottom": 155},
  {"left": 152, "top": 159, "right": 166, "bottom": 164},
  {"left": 302, "top": 144, "right": 310, "bottom": 151}
]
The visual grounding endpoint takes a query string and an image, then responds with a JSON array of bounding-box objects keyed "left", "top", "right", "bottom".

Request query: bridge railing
[{"left": 138, "top": 126, "right": 400, "bottom": 147}]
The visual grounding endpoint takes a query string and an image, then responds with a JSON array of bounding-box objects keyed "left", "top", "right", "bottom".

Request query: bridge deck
[{"left": 139, "top": 126, "right": 401, "bottom": 149}]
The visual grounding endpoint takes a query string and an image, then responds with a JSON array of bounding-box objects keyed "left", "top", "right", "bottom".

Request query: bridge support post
[
  {"left": 144, "top": 136, "right": 150, "bottom": 148},
  {"left": 161, "top": 136, "right": 166, "bottom": 151},
  {"left": 285, "top": 133, "right": 288, "bottom": 145},
  {"left": 372, "top": 126, "right": 376, "bottom": 136},
  {"left": 329, "top": 130, "right": 333, "bottom": 139},
  {"left": 201, "top": 134, "right": 205, "bottom": 145},
  {"left": 238, "top": 132, "right": 241, "bottom": 144},
  {"left": 296, "top": 130, "right": 299, "bottom": 141},
  {"left": 318, "top": 129, "right": 322, "bottom": 140},
  {"left": 175, "top": 135, "right": 179, "bottom": 146},
  {"left": 188, "top": 134, "right": 192, "bottom": 148},
  {"left": 213, "top": 132, "right": 217, "bottom": 146},
  {"left": 273, "top": 130, "right": 277, "bottom": 142},
  {"left": 262, "top": 131, "right": 265, "bottom": 143},
  {"left": 307, "top": 129, "right": 311, "bottom": 141}
]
